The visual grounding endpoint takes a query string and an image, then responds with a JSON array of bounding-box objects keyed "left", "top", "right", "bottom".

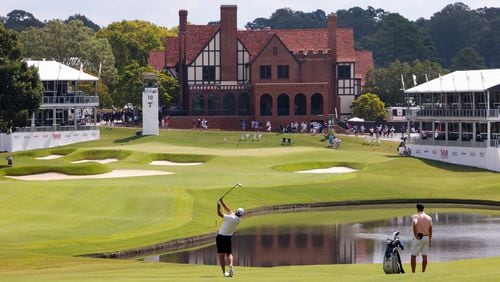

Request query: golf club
[{"left": 220, "top": 183, "right": 242, "bottom": 199}]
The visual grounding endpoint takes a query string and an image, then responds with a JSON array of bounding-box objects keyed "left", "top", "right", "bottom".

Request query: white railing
[
  {"left": 408, "top": 108, "right": 500, "bottom": 119},
  {"left": 41, "top": 96, "right": 99, "bottom": 108}
]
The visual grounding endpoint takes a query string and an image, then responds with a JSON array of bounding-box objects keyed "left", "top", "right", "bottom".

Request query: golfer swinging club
[{"left": 216, "top": 197, "right": 244, "bottom": 277}]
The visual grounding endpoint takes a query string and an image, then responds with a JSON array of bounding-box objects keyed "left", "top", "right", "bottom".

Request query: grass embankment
[{"left": 0, "top": 127, "right": 499, "bottom": 281}]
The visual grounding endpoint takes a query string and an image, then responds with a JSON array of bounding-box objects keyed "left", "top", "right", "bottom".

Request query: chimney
[
  {"left": 327, "top": 13, "right": 337, "bottom": 60},
  {"left": 220, "top": 5, "right": 237, "bottom": 81},
  {"left": 179, "top": 9, "right": 188, "bottom": 109}
]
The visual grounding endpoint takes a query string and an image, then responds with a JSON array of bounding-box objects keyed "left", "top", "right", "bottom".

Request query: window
[
  {"left": 277, "top": 65, "right": 289, "bottom": 80},
  {"left": 273, "top": 47, "right": 278, "bottom": 56},
  {"left": 202, "top": 66, "right": 216, "bottom": 81},
  {"left": 338, "top": 65, "right": 351, "bottom": 79},
  {"left": 260, "top": 65, "right": 271, "bottom": 79}
]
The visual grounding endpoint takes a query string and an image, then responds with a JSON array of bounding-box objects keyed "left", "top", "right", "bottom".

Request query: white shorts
[{"left": 411, "top": 237, "right": 430, "bottom": 256}]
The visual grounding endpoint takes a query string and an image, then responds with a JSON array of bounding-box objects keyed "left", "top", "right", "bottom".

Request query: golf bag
[{"left": 383, "top": 231, "right": 405, "bottom": 274}]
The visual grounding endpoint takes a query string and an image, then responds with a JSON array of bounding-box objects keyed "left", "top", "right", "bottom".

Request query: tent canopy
[
  {"left": 26, "top": 60, "right": 98, "bottom": 82},
  {"left": 348, "top": 117, "right": 364, "bottom": 122},
  {"left": 405, "top": 69, "right": 500, "bottom": 93}
]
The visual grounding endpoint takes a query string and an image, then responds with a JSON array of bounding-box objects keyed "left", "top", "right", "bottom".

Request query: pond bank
[{"left": 80, "top": 198, "right": 500, "bottom": 259}]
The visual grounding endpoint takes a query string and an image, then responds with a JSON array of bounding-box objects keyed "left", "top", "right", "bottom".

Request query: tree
[
  {"left": 3, "top": 10, "right": 44, "bottom": 31},
  {"left": 112, "top": 63, "right": 179, "bottom": 109},
  {"left": 426, "top": 3, "right": 488, "bottom": 67},
  {"left": 245, "top": 8, "right": 327, "bottom": 29},
  {"left": 450, "top": 47, "right": 486, "bottom": 70},
  {"left": 96, "top": 20, "right": 171, "bottom": 73},
  {"left": 19, "top": 20, "right": 118, "bottom": 101},
  {"left": 364, "top": 60, "right": 447, "bottom": 106},
  {"left": 476, "top": 17, "right": 500, "bottom": 68},
  {"left": 351, "top": 93, "right": 386, "bottom": 121},
  {"left": 0, "top": 24, "right": 43, "bottom": 132},
  {"left": 359, "top": 13, "right": 433, "bottom": 67},
  {"left": 336, "top": 6, "right": 386, "bottom": 42},
  {"left": 65, "top": 14, "right": 100, "bottom": 31}
]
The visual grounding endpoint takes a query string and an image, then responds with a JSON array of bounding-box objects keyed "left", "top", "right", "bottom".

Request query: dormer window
[{"left": 203, "top": 66, "right": 216, "bottom": 81}]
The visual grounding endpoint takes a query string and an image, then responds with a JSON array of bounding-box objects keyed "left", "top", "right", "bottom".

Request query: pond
[{"left": 143, "top": 212, "right": 500, "bottom": 267}]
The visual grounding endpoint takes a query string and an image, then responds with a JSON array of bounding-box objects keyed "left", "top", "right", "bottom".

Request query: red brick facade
[{"left": 149, "top": 5, "right": 373, "bottom": 130}]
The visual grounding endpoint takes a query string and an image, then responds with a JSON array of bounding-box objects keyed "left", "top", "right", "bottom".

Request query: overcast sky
[{"left": 1, "top": 0, "right": 498, "bottom": 29}]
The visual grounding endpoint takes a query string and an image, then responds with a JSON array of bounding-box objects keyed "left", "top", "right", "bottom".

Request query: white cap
[{"left": 235, "top": 208, "right": 245, "bottom": 216}]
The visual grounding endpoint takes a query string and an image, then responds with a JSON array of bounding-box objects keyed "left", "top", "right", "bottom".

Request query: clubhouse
[
  {"left": 405, "top": 69, "right": 500, "bottom": 172},
  {"left": 149, "top": 5, "right": 373, "bottom": 130}
]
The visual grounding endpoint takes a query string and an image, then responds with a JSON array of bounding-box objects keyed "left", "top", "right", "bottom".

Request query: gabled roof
[
  {"left": 405, "top": 69, "right": 500, "bottom": 93},
  {"left": 185, "top": 25, "right": 220, "bottom": 64},
  {"left": 149, "top": 25, "right": 371, "bottom": 75},
  {"left": 355, "top": 50, "right": 374, "bottom": 85},
  {"left": 148, "top": 50, "right": 166, "bottom": 70},
  {"left": 26, "top": 60, "right": 98, "bottom": 81}
]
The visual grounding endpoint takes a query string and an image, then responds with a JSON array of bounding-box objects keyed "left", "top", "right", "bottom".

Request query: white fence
[
  {"left": 0, "top": 129, "right": 99, "bottom": 152},
  {"left": 408, "top": 144, "right": 500, "bottom": 172}
]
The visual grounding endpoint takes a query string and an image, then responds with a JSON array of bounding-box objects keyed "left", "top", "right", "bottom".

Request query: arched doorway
[
  {"left": 223, "top": 93, "right": 236, "bottom": 115},
  {"left": 294, "top": 93, "right": 306, "bottom": 115},
  {"left": 238, "top": 92, "right": 250, "bottom": 116},
  {"left": 311, "top": 93, "right": 323, "bottom": 115},
  {"left": 192, "top": 93, "right": 205, "bottom": 116},
  {"left": 207, "top": 93, "right": 221, "bottom": 116},
  {"left": 260, "top": 94, "right": 273, "bottom": 116},
  {"left": 277, "top": 94, "right": 290, "bottom": 116}
]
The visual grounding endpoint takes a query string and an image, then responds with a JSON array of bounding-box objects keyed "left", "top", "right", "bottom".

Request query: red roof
[
  {"left": 355, "top": 50, "right": 374, "bottom": 85},
  {"left": 273, "top": 29, "right": 328, "bottom": 52},
  {"left": 336, "top": 28, "right": 356, "bottom": 61},
  {"left": 185, "top": 24, "right": 219, "bottom": 64},
  {"left": 149, "top": 25, "right": 373, "bottom": 81},
  {"left": 164, "top": 37, "right": 179, "bottom": 67},
  {"left": 148, "top": 50, "right": 165, "bottom": 71}
]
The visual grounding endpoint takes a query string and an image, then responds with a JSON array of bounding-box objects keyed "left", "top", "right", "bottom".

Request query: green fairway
[{"left": 0, "top": 127, "right": 499, "bottom": 281}]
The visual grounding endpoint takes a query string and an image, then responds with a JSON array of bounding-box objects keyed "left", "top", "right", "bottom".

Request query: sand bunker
[
  {"left": 295, "top": 166, "right": 357, "bottom": 174},
  {"left": 150, "top": 160, "right": 203, "bottom": 166},
  {"left": 36, "top": 155, "right": 64, "bottom": 160},
  {"left": 72, "top": 158, "right": 119, "bottom": 164},
  {"left": 6, "top": 170, "right": 172, "bottom": 181}
]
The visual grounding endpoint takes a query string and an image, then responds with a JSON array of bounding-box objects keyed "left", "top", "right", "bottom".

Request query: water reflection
[{"left": 144, "top": 213, "right": 500, "bottom": 267}]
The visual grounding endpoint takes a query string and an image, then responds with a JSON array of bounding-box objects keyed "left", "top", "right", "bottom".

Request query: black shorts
[{"left": 216, "top": 234, "right": 232, "bottom": 254}]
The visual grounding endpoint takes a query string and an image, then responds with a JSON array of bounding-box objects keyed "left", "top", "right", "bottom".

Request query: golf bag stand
[{"left": 383, "top": 231, "right": 405, "bottom": 274}]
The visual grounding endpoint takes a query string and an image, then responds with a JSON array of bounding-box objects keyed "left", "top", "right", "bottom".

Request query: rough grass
[
  {"left": 4, "top": 163, "right": 111, "bottom": 176},
  {"left": 149, "top": 153, "right": 214, "bottom": 163},
  {"left": 272, "top": 161, "right": 366, "bottom": 172},
  {"left": 0, "top": 127, "right": 499, "bottom": 281},
  {"left": 65, "top": 149, "right": 133, "bottom": 161}
]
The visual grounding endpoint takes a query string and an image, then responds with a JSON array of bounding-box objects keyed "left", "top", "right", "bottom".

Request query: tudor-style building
[{"left": 149, "top": 5, "right": 373, "bottom": 130}]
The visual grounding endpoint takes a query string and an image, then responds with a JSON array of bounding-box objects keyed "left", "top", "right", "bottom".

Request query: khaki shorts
[{"left": 411, "top": 236, "right": 430, "bottom": 256}]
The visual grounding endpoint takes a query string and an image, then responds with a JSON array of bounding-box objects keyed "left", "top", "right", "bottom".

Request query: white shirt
[{"left": 218, "top": 213, "right": 241, "bottom": 236}]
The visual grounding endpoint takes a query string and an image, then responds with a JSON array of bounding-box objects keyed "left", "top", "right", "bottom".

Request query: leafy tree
[
  {"left": 426, "top": 3, "right": 488, "bottom": 67},
  {"left": 476, "top": 17, "right": 500, "bottom": 68},
  {"left": 96, "top": 20, "right": 171, "bottom": 73},
  {"left": 3, "top": 10, "right": 44, "bottom": 31},
  {"left": 245, "top": 8, "right": 327, "bottom": 29},
  {"left": 336, "top": 6, "right": 386, "bottom": 42},
  {"left": 19, "top": 20, "right": 118, "bottom": 99},
  {"left": 450, "top": 47, "right": 486, "bottom": 70},
  {"left": 351, "top": 93, "right": 386, "bottom": 121},
  {"left": 0, "top": 23, "right": 43, "bottom": 132},
  {"left": 359, "top": 13, "right": 432, "bottom": 67},
  {"left": 364, "top": 60, "right": 447, "bottom": 106},
  {"left": 112, "top": 62, "right": 144, "bottom": 108},
  {"left": 112, "top": 63, "right": 179, "bottom": 109},
  {"left": 65, "top": 14, "right": 100, "bottom": 31}
]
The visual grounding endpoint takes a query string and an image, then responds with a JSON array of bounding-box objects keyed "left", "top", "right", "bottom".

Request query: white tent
[
  {"left": 347, "top": 117, "right": 364, "bottom": 122},
  {"left": 405, "top": 69, "right": 500, "bottom": 93},
  {"left": 26, "top": 60, "right": 98, "bottom": 81}
]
